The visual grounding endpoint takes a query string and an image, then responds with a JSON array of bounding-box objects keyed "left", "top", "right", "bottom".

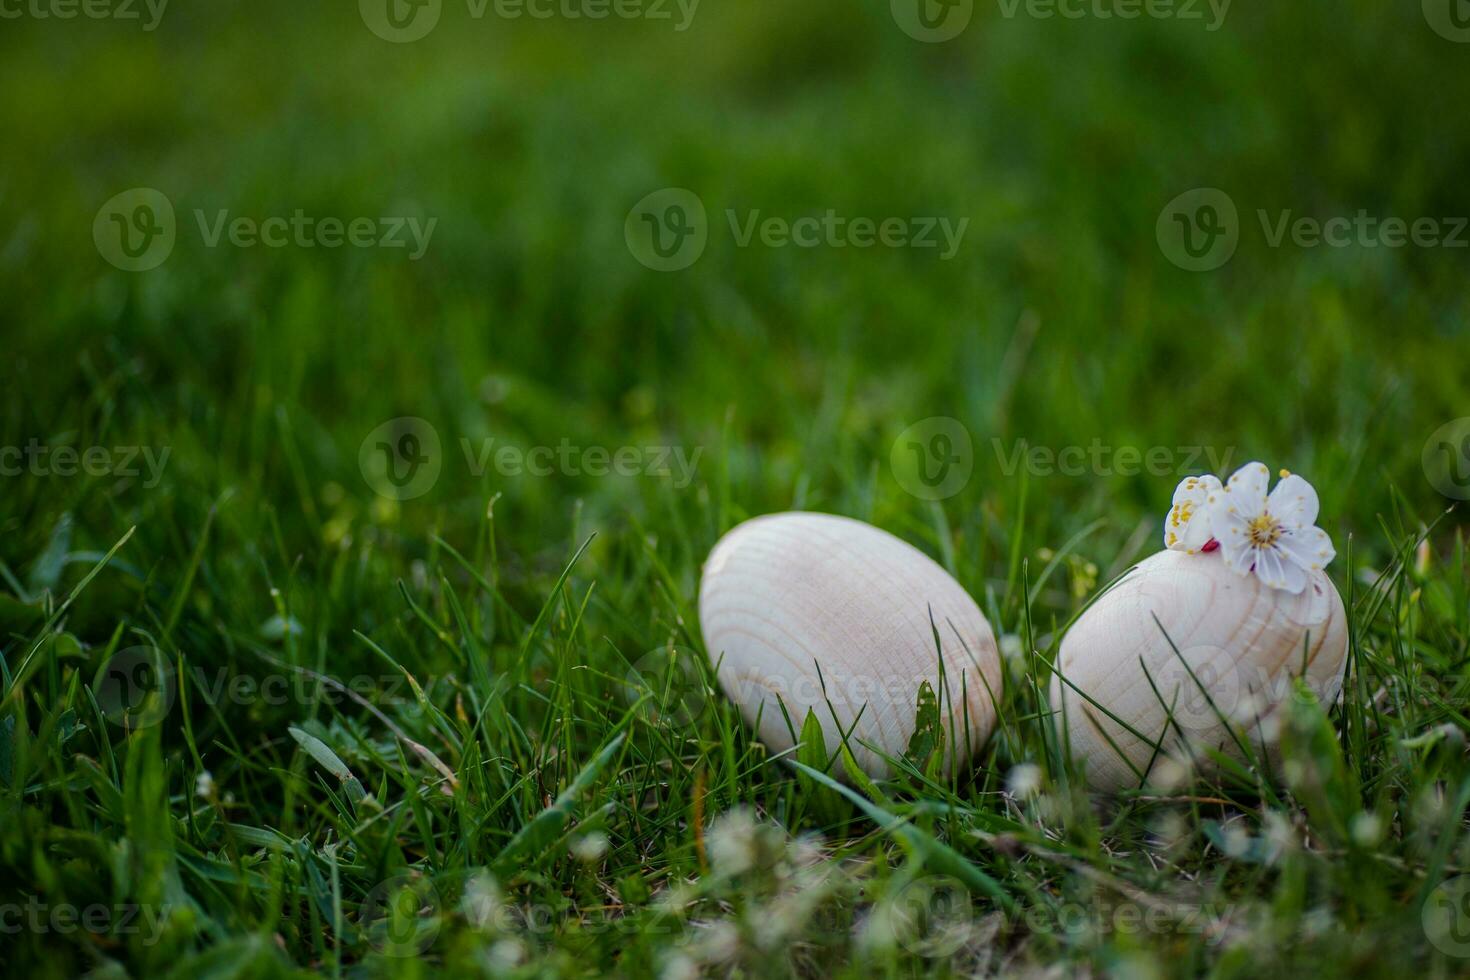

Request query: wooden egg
[
  {"left": 698, "top": 512, "right": 1002, "bottom": 778},
  {"left": 1050, "top": 549, "right": 1349, "bottom": 792}
]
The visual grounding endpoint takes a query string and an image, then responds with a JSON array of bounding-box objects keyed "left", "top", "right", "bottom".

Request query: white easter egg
[
  {"left": 698, "top": 512, "right": 1002, "bottom": 778},
  {"left": 1050, "top": 549, "right": 1349, "bottom": 792}
]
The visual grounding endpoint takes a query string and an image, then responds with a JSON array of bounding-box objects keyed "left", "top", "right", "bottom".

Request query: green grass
[{"left": 3, "top": 0, "right": 1470, "bottom": 976}]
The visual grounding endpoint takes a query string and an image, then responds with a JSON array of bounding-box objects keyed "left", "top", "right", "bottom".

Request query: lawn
[{"left": 2, "top": 0, "right": 1470, "bottom": 976}]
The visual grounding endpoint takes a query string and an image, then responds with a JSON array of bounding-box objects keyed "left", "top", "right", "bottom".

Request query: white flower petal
[
  {"left": 1256, "top": 548, "right": 1307, "bottom": 594},
  {"left": 1254, "top": 548, "right": 1284, "bottom": 589},
  {"left": 1224, "top": 461, "right": 1270, "bottom": 514},
  {"left": 1276, "top": 554, "right": 1308, "bottom": 594},
  {"left": 1277, "top": 525, "right": 1335, "bottom": 573},
  {"left": 1208, "top": 487, "right": 1248, "bottom": 536},
  {"left": 1216, "top": 524, "right": 1256, "bottom": 576},
  {"left": 1172, "top": 474, "right": 1222, "bottom": 505},
  {"left": 1164, "top": 475, "right": 1220, "bottom": 552},
  {"left": 1266, "top": 474, "right": 1319, "bottom": 531},
  {"left": 1179, "top": 515, "right": 1214, "bottom": 552}
]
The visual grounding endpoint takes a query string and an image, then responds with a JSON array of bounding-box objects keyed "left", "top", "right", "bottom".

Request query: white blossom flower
[
  {"left": 1005, "top": 762, "right": 1042, "bottom": 799},
  {"left": 659, "top": 951, "right": 700, "bottom": 980},
  {"left": 706, "top": 808, "right": 759, "bottom": 877},
  {"left": 1164, "top": 474, "right": 1222, "bottom": 553},
  {"left": 570, "top": 831, "right": 609, "bottom": 863},
  {"left": 1206, "top": 462, "right": 1335, "bottom": 594},
  {"left": 1350, "top": 811, "right": 1384, "bottom": 847}
]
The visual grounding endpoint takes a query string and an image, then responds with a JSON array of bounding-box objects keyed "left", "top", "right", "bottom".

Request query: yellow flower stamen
[{"left": 1247, "top": 513, "right": 1282, "bottom": 547}]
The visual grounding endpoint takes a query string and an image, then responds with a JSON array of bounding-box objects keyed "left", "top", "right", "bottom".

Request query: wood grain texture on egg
[
  {"left": 1050, "top": 549, "right": 1348, "bottom": 792},
  {"left": 698, "top": 512, "right": 1002, "bottom": 778}
]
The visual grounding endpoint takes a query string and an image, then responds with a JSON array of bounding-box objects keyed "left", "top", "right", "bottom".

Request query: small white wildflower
[
  {"left": 694, "top": 920, "right": 740, "bottom": 964},
  {"left": 570, "top": 831, "right": 609, "bottom": 863},
  {"left": 1263, "top": 810, "right": 1295, "bottom": 862},
  {"left": 787, "top": 834, "right": 824, "bottom": 868},
  {"left": 1006, "top": 763, "right": 1043, "bottom": 799},
  {"left": 486, "top": 937, "right": 525, "bottom": 972},
  {"left": 655, "top": 881, "right": 697, "bottom": 916},
  {"left": 1149, "top": 812, "right": 1188, "bottom": 851},
  {"left": 857, "top": 902, "right": 900, "bottom": 955},
  {"left": 1255, "top": 710, "right": 1282, "bottom": 743},
  {"left": 1300, "top": 907, "right": 1335, "bottom": 939},
  {"left": 1221, "top": 822, "right": 1251, "bottom": 858},
  {"left": 659, "top": 951, "right": 700, "bottom": 980},
  {"left": 707, "top": 808, "right": 759, "bottom": 877},
  {"left": 1145, "top": 754, "right": 1192, "bottom": 793},
  {"left": 1229, "top": 689, "right": 1267, "bottom": 726},
  {"left": 461, "top": 872, "right": 504, "bottom": 931},
  {"left": 1416, "top": 785, "right": 1448, "bottom": 826},
  {"left": 195, "top": 770, "right": 214, "bottom": 799},
  {"left": 1350, "top": 811, "right": 1384, "bottom": 847}
]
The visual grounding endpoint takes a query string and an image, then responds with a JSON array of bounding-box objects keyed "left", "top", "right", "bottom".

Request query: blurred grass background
[
  {"left": 3, "top": 0, "right": 1467, "bottom": 562},
  {"left": 2, "top": 0, "right": 1470, "bottom": 974}
]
